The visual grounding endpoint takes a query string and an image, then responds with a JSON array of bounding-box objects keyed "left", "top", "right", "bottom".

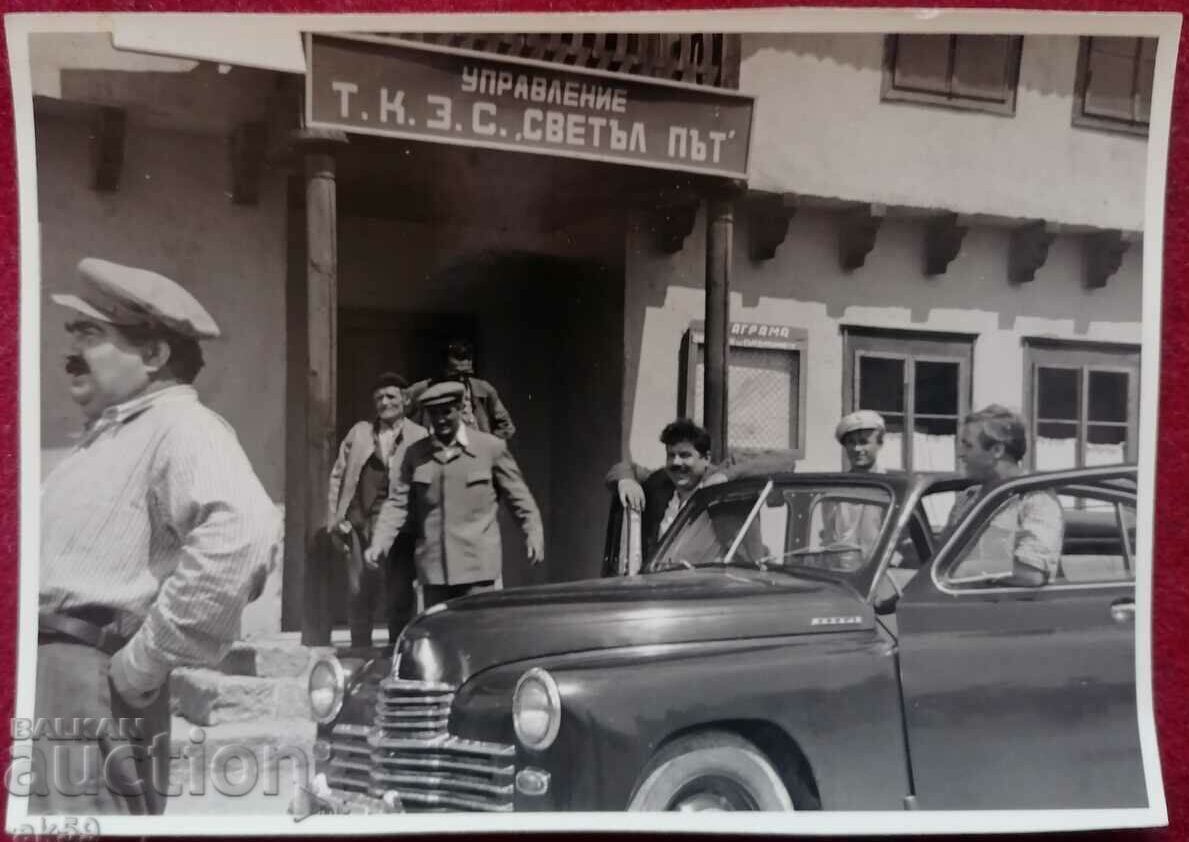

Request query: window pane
[
  {"left": 1037, "top": 367, "right": 1080, "bottom": 421},
  {"left": 859, "top": 356, "right": 905, "bottom": 414},
  {"left": 1053, "top": 498, "right": 1135, "bottom": 584},
  {"left": 951, "top": 35, "right": 1012, "bottom": 102},
  {"left": 914, "top": 417, "right": 956, "bottom": 471},
  {"left": 1088, "top": 370, "right": 1128, "bottom": 423},
  {"left": 892, "top": 34, "right": 952, "bottom": 95},
  {"left": 1084, "top": 37, "right": 1141, "bottom": 122},
  {"left": 1036, "top": 421, "right": 1078, "bottom": 471},
  {"left": 1086, "top": 424, "right": 1127, "bottom": 466},
  {"left": 695, "top": 346, "right": 799, "bottom": 451},
  {"left": 915, "top": 360, "right": 959, "bottom": 415},
  {"left": 881, "top": 413, "right": 905, "bottom": 471}
]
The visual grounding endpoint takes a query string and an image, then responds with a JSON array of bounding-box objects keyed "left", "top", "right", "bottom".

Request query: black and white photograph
[{"left": 6, "top": 9, "right": 1176, "bottom": 834}]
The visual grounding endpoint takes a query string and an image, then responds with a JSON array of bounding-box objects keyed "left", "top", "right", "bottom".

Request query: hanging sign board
[{"left": 306, "top": 33, "right": 754, "bottom": 179}]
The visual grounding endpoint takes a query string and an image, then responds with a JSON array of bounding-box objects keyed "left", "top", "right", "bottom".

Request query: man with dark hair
[
  {"left": 406, "top": 339, "right": 516, "bottom": 440},
  {"left": 365, "top": 381, "right": 543, "bottom": 608},
  {"left": 948, "top": 404, "right": 1064, "bottom": 581},
  {"left": 328, "top": 371, "right": 428, "bottom": 648},
  {"left": 606, "top": 418, "right": 724, "bottom": 559},
  {"left": 39, "top": 258, "right": 277, "bottom": 814}
]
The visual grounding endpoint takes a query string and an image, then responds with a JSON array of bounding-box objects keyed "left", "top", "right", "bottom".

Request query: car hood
[{"left": 397, "top": 569, "right": 873, "bottom": 686}]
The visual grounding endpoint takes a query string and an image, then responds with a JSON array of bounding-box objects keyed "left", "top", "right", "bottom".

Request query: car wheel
[{"left": 628, "top": 730, "right": 794, "bottom": 812}]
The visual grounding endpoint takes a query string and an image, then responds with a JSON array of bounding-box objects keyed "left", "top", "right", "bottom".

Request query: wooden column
[
  {"left": 704, "top": 185, "right": 737, "bottom": 463},
  {"left": 284, "top": 129, "right": 347, "bottom": 645}
]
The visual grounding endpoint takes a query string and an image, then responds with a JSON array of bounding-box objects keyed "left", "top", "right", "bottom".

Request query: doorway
[{"left": 329, "top": 251, "right": 624, "bottom": 629}]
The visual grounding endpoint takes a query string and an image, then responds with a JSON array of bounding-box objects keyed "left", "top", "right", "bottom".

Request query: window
[
  {"left": 882, "top": 34, "right": 1023, "bottom": 115},
  {"left": 1024, "top": 340, "right": 1140, "bottom": 471},
  {"left": 944, "top": 485, "right": 1135, "bottom": 589},
  {"left": 650, "top": 481, "right": 893, "bottom": 582},
  {"left": 683, "top": 322, "right": 807, "bottom": 458},
  {"left": 1074, "top": 37, "right": 1157, "bottom": 135},
  {"left": 843, "top": 328, "right": 974, "bottom": 473}
]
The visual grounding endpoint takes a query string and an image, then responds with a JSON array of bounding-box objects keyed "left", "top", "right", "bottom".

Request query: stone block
[
  {"left": 217, "top": 642, "right": 312, "bottom": 679},
  {"left": 172, "top": 668, "right": 281, "bottom": 726}
]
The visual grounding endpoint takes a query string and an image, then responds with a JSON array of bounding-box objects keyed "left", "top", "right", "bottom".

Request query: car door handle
[{"left": 1110, "top": 599, "right": 1136, "bottom": 624}]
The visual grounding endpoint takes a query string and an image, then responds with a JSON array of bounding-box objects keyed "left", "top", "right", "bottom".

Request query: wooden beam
[
  {"left": 838, "top": 204, "right": 886, "bottom": 271},
  {"left": 1009, "top": 220, "right": 1056, "bottom": 285},
  {"left": 704, "top": 188, "right": 735, "bottom": 463},
  {"left": 1083, "top": 230, "right": 1135, "bottom": 290},
  {"left": 90, "top": 106, "right": 126, "bottom": 193},
  {"left": 924, "top": 213, "right": 969, "bottom": 276},
  {"left": 746, "top": 192, "right": 797, "bottom": 262},
  {"left": 288, "top": 128, "right": 348, "bottom": 646},
  {"left": 230, "top": 121, "right": 268, "bottom": 206},
  {"left": 650, "top": 199, "right": 700, "bottom": 254}
]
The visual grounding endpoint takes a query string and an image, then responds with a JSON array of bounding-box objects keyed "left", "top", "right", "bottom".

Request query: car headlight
[
  {"left": 308, "top": 655, "right": 347, "bottom": 724},
  {"left": 513, "top": 668, "right": 561, "bottom": 750}
]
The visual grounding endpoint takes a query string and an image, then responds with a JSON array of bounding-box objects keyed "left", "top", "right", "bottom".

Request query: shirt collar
[
  {"left": 432, "top": 423, "right": 471, "bottom": 451},
  {"left": 94, "top": 384, "right": 198, "bottom": 427}
]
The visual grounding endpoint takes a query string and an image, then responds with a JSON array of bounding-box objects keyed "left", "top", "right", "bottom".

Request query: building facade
[{"left": 31, "top": 29, "right": 1150, "bottom": 636}]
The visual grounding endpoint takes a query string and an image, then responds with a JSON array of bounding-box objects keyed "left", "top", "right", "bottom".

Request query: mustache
[{"left": 65, "top": 354, "right": 90, "bottom": 375}]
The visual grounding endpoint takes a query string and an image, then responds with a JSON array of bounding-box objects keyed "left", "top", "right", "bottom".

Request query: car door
[{"left": 894, "top": 470, "right": 1146, "bottom": 809}]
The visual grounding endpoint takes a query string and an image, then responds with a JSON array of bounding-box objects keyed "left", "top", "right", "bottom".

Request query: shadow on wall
[
  {"left": 740, "top": 32, "right": 1082, "bottom": 98},
  {"left": 734, "top": 211, "right": 1141, "bottom": 335}
]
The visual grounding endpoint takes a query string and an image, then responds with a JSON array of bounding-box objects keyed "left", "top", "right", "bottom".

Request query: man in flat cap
[
  {"left": 820, "top": 410, "right": 888, "bottom": 553},
  {"left": 407, "top": 339, "right": 516, "bottom": 440},
  {"left": 365, "top": 380, "right": 543, "bottom": 608},
  {"left": 327, "top": 371, "right": 427, "bottom": 649},
  {"left": 35, "top": 258, "right": 276, "bottom": 814}
]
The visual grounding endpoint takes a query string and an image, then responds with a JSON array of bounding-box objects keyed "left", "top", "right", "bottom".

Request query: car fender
[{"left": 452, "top": 626, "right": 909, "bottom": 811}]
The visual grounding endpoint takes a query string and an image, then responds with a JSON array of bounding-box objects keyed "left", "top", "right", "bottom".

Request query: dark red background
[{"left": 0, "top": 2, "right": 1185, "bottom": 839}]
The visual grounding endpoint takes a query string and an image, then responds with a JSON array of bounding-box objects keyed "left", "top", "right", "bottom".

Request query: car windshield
[{"left": 648, "top": 480, "right": 895, "bottom": 584}]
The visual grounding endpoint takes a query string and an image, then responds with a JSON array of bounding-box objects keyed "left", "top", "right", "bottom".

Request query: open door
[{"left": 894, "top": 470, "right": 1145, "bottom": 809}]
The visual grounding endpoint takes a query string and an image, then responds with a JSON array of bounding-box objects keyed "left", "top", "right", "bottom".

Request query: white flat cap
[
  {"left": 52, "top": 258, "right": 220, "bottom": 340},
  {"left": 835, "top": 410, "right": 886, "bottom": 442}
]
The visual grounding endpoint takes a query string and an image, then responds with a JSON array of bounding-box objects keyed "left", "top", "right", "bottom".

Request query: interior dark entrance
[{"left": 329, "top": 252, "right": 624, "bottom": 629}]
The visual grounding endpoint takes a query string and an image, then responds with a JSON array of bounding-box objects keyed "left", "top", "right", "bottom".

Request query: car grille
[{"left": 328, "top": 678, "right": 516, "bottom": 812}]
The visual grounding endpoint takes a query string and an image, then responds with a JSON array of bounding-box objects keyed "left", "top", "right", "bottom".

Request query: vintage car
[{"left": 303, "top": 464, "right": 1146, "bottom": 813}]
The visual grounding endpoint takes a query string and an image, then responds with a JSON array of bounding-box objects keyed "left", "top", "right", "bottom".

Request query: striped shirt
[{"left": 41, "top": 384, "right": 278, "bottom": 693}]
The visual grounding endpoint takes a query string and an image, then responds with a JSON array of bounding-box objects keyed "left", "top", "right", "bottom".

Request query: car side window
[{"left": 944, "top": 486, "right": 1135, "bottom": 589}]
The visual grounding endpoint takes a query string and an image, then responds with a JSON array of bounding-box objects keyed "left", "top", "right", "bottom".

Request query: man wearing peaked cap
[
  {"left": 366, "top": 379, "right": 544, "bottom": 609},
  {"left": 820, "top": 409, "right": 888, "bottom": 554},
  {"left": 36, "top": 258, "right": 276, "bottom": 815},
  {"left": 834, "top": 409, "right": 887, "bottom": 474}
]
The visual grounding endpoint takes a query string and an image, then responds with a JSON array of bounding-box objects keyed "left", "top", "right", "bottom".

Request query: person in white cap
[
  {"left": 820, "top": 409, "right": 888, "bottom": 553},
  {"left": 834, "top": 409, "right": 887, "bottom": 474},
  {"left": 35, "top": 258, "right": 276, "bottom": 815}
]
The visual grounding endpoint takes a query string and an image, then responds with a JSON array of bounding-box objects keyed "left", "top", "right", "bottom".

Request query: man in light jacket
[
  {"left": 366, "top": 381, "right": 543, "bottom": 608},
  {"left": 328, "top": 372, "right": 427, "bottom": 648}
]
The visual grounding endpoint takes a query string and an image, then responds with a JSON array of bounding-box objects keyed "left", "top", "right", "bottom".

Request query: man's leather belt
[{"left": 39, "top": 612, "right": 129, "bottom": 657}]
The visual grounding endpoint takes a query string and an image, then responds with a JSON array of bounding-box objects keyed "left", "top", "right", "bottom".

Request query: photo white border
[{"left": 5, "top": 6, "right": 1178, "bottom": 835}]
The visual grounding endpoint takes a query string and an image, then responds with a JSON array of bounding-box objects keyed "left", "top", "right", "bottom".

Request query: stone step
[
  {"left": 216, "top": 640, "right": 313, "bottom": 679},
  {"left": 171, "top": 668, "right": 310, "bottom": 726}
]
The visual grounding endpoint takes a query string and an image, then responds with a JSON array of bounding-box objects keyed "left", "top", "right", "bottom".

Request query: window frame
[
  {"left": 1072, "top": 36, "right": 1155, "bottom": 137},
  {"left": 936, "top": 481, "right": 1137, "bottom": 594},
  {"left": 881, "top": 34, "right": 1024, "bottom": 116},
  {"left": 681, "top": 322, "right": 809, "bottom": 459},
  {"left": 1022, "top": 338, "right": 1141, "bottom": 471},
  {"left": 842, "top": 327, "right": 976, "bottom": 472}
]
